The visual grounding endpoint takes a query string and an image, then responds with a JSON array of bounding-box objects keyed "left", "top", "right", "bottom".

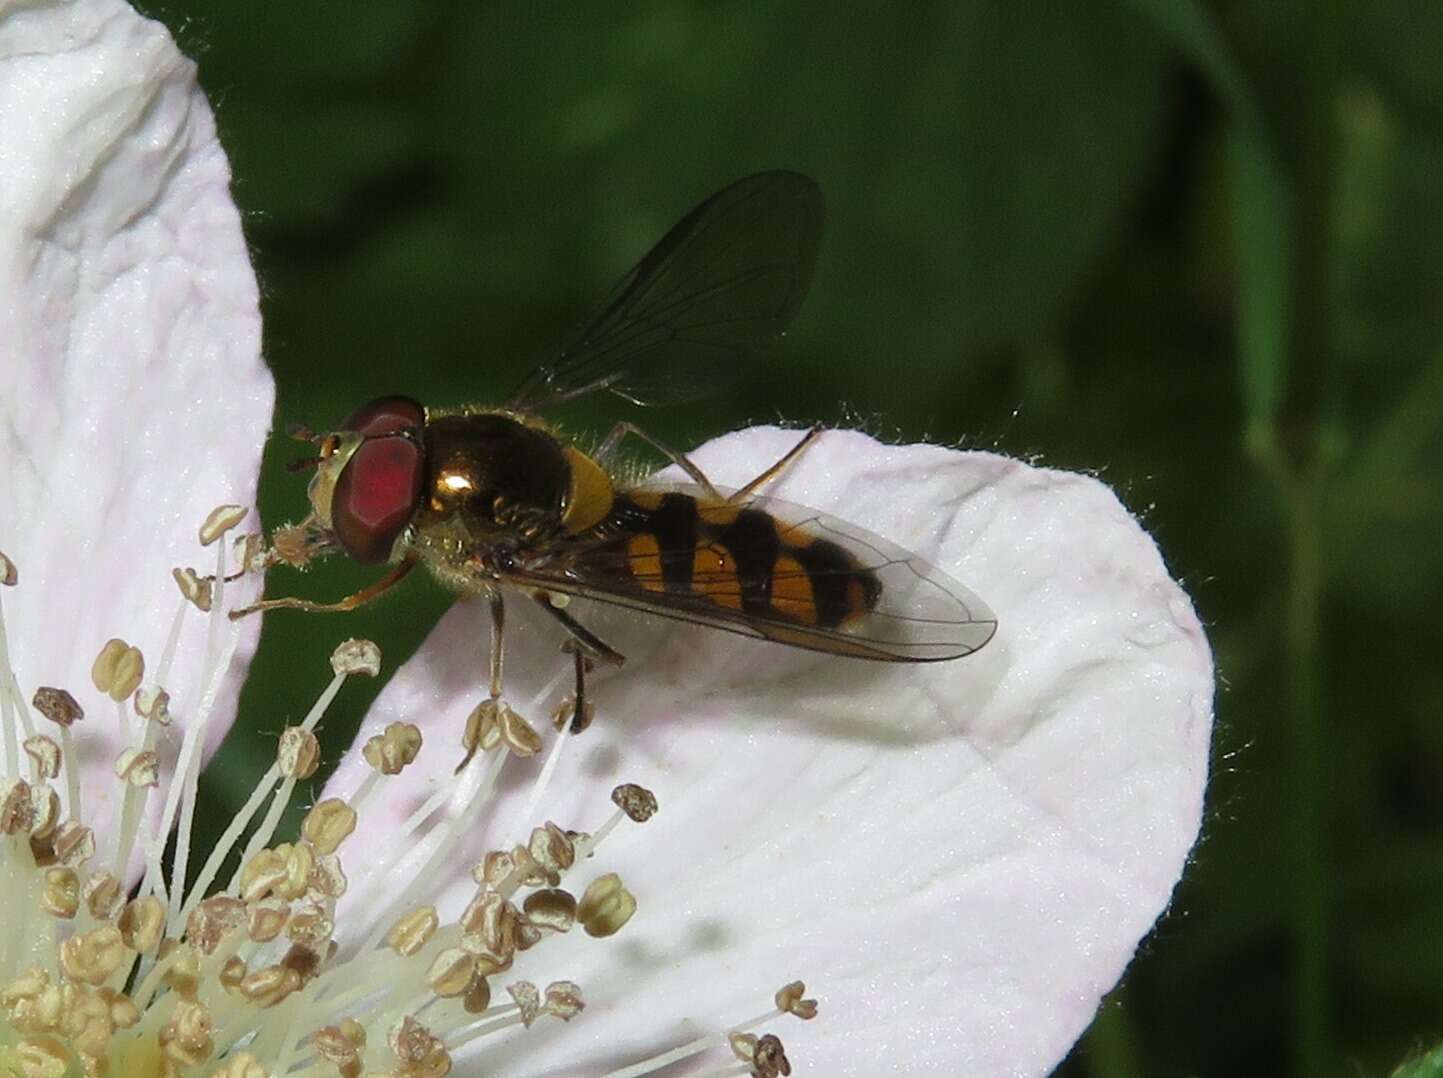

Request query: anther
[
  {"left": 28, "top": 785, "right": 59, "bottom": 841},
  {"left": 239, "top": 964, "right": 303, "bottom": 1008},
  {"left": 277, "top": 727, "right": 321, "bottom": 779},
  {"left": 59, "top": 925, "right": 126, "bottom": 986},
  {"left": 90, "top": 639, "right": 144, "bottom": 701},
  {"left": 113, "top": 747, "right": 159, "bottom": 788},
  {"left": 460, "top": 699, "right": 502, "bottom": 765},
  {"left": 23, "top": 735, "right": 60, "bottom": 781},
  {"left": 730, "top": 1032, "right": 792, "bottom": 1078},
  {"left": 464, "top": 975, "right": 493, "bottom": 1015},
  {"left": 285, "top": 904, "right": 335, "bottom": 949},
  {"left": 576, "top": 873, "right": 636, "bottom": 938},
  {"left": 775, "top": 981, "right": 819, "bottom": 1020},
  {"left": 543, "top": 980, "right": 586, "bottom": 1021},
  {"left": 522, "top": 888, "right": 577, "bottom": 934},
  {"left": 528, "top": 822, "right": 576, "bottom": 882},
  {"left": 500, "top": 705, "right": 543, "bottom": 757},
  {"left": 212, "top": 1050, "right": 270, "bottom": 1078},
  {"left": 309, "top": 852, "right": 348, "bottom": 900},
  {"left": 247, "top": 900, "right": 290, "bottom": 944},
  {"left": 134, "top": 685, "right": 171, "bottom": 724},
  {"left": 31, "top": 687, "right": 83, "bottom": 728},
  {"left": 159, "top": 999, "right": 216, "bottom": 1067},
  {"left": 389, "top": 1016, "right": 449, "bottom": 1074},
  {"left": 281, "top": 942, "right": 325, "bottom": 983},
  {"left": 331, "top": 638, "right": 381, "bottom": 677},
  {"left": 508, "top": 981, "right": 542, "bottom": 1027},
  {"left": 173, "top": 566, "right": 213, "bottom": 612},
  {"left": 386, "top": 906, "right": 439, "bottom": 957},
  {"left": 51, "top": 821, "right": 96, "bottom": 866},
  {"left": 313, "top": 1025, "right": 363, "bottom": 1072},
  {"left": 118, "top": 896, "right": 166, "bottom": 952},
  {"left": 39, "top": 867, "right": 79, "bottom": 919},
  {"left": 0, "top": 779, "right": 34, "bottom": 834},
  {"left": 14, "top": 1038, "right": 67, "bottom": 1076},
  {"left": 611, "top": 783, "right": 658, "bottom": 823},
  {"left": 83, "top": 871, "right": 123, "bottom": 920},
  {"left": 159, "top": 941, "right": 202, "bottom": 997},
  {"left": 302, "top": 799, "right": 356, "bottom": 854},
  {"left": 0, "top": 549, "right": 16, "bottom": 586},
  {"left": 458, "top": 891, "right": 519, "bottom": 965},
  {"left": 199, "top": 504, "right": 249, "bottom": 546},
  {"left": 187, "top": 895, "right": 247, "bottom": 955},
  {"left": 426, "top": 949, "right": 478, "bottom": 998},
  {"left": 363, "top": 722, "right": 422, "bottom": 775}
]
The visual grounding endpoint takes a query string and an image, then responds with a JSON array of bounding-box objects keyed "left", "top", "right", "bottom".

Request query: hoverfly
[{"left": 234, "top": 172, "right": 996, "bottom": 757}]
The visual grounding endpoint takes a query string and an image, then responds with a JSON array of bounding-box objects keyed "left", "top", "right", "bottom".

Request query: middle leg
[{"left": 532, "top": 593, "right": 627, "bottom": 734}]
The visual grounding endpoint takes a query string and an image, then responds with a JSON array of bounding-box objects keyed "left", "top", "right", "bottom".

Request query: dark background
[{"left": 143, "top": 2, "right": 1443, "bottom": 1075}]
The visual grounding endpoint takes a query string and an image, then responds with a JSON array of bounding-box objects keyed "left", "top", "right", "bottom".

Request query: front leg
[
  {"left": 228, "top": 554, "right": 418, "bottom": 619},
  {"left": 457, "top": 590, "right": 509, "bottom": 772}
]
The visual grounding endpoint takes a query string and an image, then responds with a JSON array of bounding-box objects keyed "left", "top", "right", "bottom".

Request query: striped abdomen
[{"left": 603, "top": 490, "right": 880, "bottom": 628}]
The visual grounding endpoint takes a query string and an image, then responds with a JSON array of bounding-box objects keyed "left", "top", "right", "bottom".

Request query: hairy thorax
[{"left": 408, "top": 411, "right": 573, "bottom": 591}]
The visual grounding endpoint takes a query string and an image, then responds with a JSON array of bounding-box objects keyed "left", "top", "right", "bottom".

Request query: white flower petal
[
  {"left": 331, "top": 427, "right": 1212, "bottom": 1075},
  {"left": 0, "top": 0, "right": 271, "bottom": 822}
]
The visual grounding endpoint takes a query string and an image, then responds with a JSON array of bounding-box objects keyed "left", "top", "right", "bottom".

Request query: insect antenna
[{"left": 285, "top": 423, "right": 321, "bottom": 443}]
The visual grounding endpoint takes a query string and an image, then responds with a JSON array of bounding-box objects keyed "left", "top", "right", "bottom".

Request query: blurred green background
[{"left": 141, "top": 1, "right": 1443, "bottom": 1075}]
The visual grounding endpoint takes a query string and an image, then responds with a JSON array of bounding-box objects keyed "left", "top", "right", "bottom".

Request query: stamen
[
  {"left": 348, "top": 669, "right": 567, "bottom": 954},
  {"left": 2, "top": 495, "right": 816, "bottom": 1078},
  {"left": 181, "top": 642, "right": 368, "bottom": 929},
  {"left": 508, "top": 715, "right": 573, "bottom": 846},
  {"left": 157, "top": 615, "right": 245, "bottom": 932},
  {"left": 601, "top": 983, "right": 818, "bottom": 1078},
  {"left": 0, "top": 561, "right": 30, "bottom": 779}
]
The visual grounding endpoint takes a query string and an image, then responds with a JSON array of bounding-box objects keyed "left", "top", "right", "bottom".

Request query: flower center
[{"left": 0, "top": 514, "right": 815, "bottom": 1075}]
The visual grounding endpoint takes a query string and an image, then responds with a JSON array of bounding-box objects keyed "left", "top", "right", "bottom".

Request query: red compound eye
[
  {"left": 330, "top": 397, "right": 425, "bottom": 564},
  {"left": 342, "top": 395, "right": 425, "bottom": 438}
]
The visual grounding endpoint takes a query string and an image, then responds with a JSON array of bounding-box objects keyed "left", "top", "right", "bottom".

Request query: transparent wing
[
  {"left": 505, "top": 486, "right": 997, "bottom": 662},
  {"left": 507, "top": 171, "right": 823, "bottom": 411}
]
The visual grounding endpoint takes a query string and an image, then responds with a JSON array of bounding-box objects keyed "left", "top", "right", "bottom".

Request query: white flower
[
  {"left": 0, "top": 2, "right": 1214, "bottom": 1076},
  {"left": 0, "top": 0, "right": 270, "bottom": 846},
  {"left": 327, "top": 427, "right": 1214, "bottom": 1076}
]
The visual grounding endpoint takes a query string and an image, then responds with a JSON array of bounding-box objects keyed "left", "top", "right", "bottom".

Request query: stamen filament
[
  {"left": 228, "top": 669, "right": 348, "bottom": 879},
  {"left": 348, "top": 668, "right": 568, "bottom": 955},
  {"left": 164, "top": 619, "right": 246, "bottom": 929},
  {"left": 508, "top": 715, "right": 573, "bottom": 847},
  {"left": 604, "top": 1033, "right": 721, "bottom": 1077},
  {"left": 114, "top": 693, "right": 133, "bottom": 746},
  {"left": 0, "top": 587, "right": 27, "bottom": 777},
  {"left": 177, "top": 668, "right": 345, "bottom": 926},
  {"left": 354, "top": 745, "right": 509, "bottom": 955},
  {"left": 602, "top": 1004, "right": 796, "bottom": 1078},
  {"left": 205, "top": 525, "right": 229, "bottom": 674},
  {"left": 111, "top": 713, "right": 161, "bottom": 877},
  {"left": 156, "top": 593, "right": 190, "bottom": 688}
]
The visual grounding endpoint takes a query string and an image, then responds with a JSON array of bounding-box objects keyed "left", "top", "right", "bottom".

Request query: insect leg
[
  {"left": 728, "top": 424, "right": 824, "bottom": 503},
  {"left": 456, "top": 590, "right": 510, "bottom": 773},
  {"left": 531, "top": 594, "right": 627, "bottom": 666},
  {"left": 228, "top": 554, "right": 417, "bottom": 619},
  {"left": 594, "top": 422, "right": 723, "bottom": 500},
  {"left": 563, "top": 645, "right": 595, "bottom": 734},
  {"left": 487, "top": 590, "right": 505, "bottom": 698},
  {"left": 529, "top": 596, "right": 623, "bottom": 733}
]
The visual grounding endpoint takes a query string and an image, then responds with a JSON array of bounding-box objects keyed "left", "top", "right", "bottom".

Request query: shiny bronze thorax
[{"left": 417, "top": 412, "right": 570, "bottom": 545}]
